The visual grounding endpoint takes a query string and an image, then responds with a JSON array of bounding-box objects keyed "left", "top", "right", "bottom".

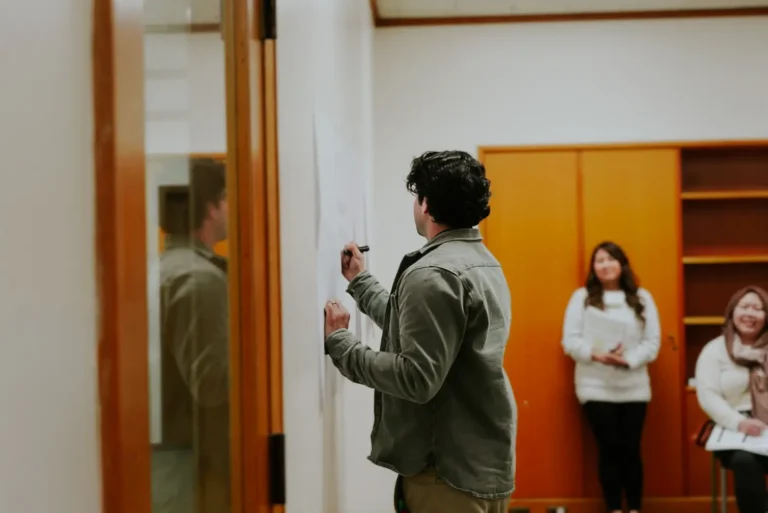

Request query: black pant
[
  {"left": 717, "top": 450, "right": 768, "bottom": 513},
  {"left": 583, "top": 401, "right": 647, "bottom": 511}
]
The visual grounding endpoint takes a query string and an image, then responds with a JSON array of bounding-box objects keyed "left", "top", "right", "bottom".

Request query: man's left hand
[{"left": 324, "top": 299, "right": 350, "bottom": 338}]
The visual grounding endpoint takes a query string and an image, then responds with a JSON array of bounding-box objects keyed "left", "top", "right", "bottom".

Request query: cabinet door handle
[{"left": 668, "top": 334, "right": 678, "bottom": 351}]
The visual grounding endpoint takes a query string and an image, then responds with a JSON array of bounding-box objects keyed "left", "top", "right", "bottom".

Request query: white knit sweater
[
  {"left": 561, "top": 287, "right": 661, "bottom": 404},
  {"left": 695, "top": 335, "right": 752, "bottom": 432}
]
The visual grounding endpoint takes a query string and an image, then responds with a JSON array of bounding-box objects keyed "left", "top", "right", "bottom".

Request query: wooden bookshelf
[
  {"left": 681, "top": 147, "right": 768, "bottom": 376},
  {"left": 682, "top": 190, "right": 768, "bottom": 200},
  {"left": 682, "top": 254, "right": 768, "bottom": 264},
  {"left": 680, "top": 147, "right": 768, "bottom": 499},
  {"left": 683, "top": 316, "right": 724, "bottom": 326}
]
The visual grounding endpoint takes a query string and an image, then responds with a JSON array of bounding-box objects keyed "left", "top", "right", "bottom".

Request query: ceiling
[{"left": 375, "top": 0, "right": 768, "bottom": 21}]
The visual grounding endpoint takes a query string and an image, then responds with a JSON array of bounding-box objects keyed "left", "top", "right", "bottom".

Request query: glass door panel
[{"left": 143, "top": 1, "right": 239, "bottom": 511}]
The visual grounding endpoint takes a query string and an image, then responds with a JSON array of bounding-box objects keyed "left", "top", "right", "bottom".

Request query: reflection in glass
[
  {"left": 149, "top": 157, "right": 231, "bottom": 513},
  {"left": 143, "top": 0, "right": 231, "bottom": 509}
]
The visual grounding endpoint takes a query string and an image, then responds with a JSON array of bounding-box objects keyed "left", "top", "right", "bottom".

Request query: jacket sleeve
[
  {"left": 696, "top": 342, "right": 746, "bottom": 432},
  {"left": 325, "top": 267, "right": 466, "bottom": 404},
  {"left": 346, "top": 270, "right": 389, "bottom": 330},
  {"left": 167, "top": 269, "right": 229, "bottom": 407},
  {"left": 623, "top": 289, "right": 662, "bottom": 370},
  {"left": 561, "top": 289, "right": 592, "bottom": 364}
]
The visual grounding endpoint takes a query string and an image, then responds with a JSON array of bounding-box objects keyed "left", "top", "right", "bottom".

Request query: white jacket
[{"left": 561, "top": 287, "right": 661, "bottom": 404}]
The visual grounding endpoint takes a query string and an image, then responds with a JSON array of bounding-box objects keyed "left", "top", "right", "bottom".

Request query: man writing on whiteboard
[{"left": 324, "top": 150, "right": 516, "bottom": 513}]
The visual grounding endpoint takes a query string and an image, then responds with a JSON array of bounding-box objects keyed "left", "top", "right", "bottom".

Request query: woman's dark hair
[
  {"left": 584, "top": 241, "right": 645, "bottom": 324},
  {"left": 405, "top": 150, "right": 491, "bottom": 229}
]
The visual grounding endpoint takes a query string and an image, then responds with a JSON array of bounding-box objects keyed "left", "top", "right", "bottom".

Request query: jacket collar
[
  {"left": 164, "top": 234, "right": 215, "bottom": 258},
  {"left": 415, "top": 227, "right": 482, "bottom": 255}
]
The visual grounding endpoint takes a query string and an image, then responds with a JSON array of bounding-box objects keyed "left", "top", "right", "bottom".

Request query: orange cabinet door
[
  {"left": 482, "top": 151, "right": 584, "bottom": 499},
  {"left": 580, "top": 149, "right": 684, "bottom": 497}
]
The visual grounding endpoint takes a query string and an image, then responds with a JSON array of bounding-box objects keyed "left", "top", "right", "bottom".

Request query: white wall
[
  {"left": 277, "top": 1, "right": 389, "bottom": 513},
  {"left": 372, "top": 16, "right": 768, "bottom": 287},
  {"left": 0, "top": 0, "right": 100, "bottom": 512}
]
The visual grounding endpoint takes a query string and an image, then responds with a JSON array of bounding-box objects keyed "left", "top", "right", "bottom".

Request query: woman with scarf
[{"left": 696, "top": 286, "right": 768, "bottom": 513}]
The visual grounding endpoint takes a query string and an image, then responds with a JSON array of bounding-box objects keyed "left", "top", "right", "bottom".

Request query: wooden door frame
[{"left": 93, "top": 0, "right": 282, "bottom": 511}]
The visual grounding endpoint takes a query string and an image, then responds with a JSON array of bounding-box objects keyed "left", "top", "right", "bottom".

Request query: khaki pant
[{"left": 402, "top": 470, "right": 510, "bottom": 513}]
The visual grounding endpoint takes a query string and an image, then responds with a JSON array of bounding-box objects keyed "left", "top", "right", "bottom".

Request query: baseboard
[{"left": 508, "top": 496, "right": 737, "bottom": 513}]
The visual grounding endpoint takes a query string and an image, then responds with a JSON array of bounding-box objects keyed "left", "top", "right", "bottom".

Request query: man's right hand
[
  {"left": 341, "top": 241, "right": 366, "bottom": 282},
  {"left": 738, "top": 418, "right": 766, "bottom": 436}
]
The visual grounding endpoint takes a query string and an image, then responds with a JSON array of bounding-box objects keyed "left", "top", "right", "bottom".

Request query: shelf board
[
  {"left": 683, "top": 254, "right": 768, "bottom": 264},
  {"left": 684, "top": 316, "right": 725, "bottom": 326},
  {"left": 682, "top": 190, "right": 768, "bottom": 200}
]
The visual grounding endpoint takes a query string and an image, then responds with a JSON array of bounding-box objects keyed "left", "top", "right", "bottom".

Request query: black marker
[{"left": 343, "top": 245, "right": 369, "bottom": 256}]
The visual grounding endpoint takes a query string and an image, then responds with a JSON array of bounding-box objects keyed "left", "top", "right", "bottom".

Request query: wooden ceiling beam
[
  {"left": 143, "top": 22, "right": 220, "bottom": 34},
  {"left": 369, "top": 0, "right": 381, "bottom": 26},
  {"left": 373, "top": 5, "right": 768, "bottom": 28}
]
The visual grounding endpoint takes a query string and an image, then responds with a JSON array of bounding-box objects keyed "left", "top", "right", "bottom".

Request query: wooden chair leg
[{"left": 711, "top": 452, "right": 718, "bottom": 513}]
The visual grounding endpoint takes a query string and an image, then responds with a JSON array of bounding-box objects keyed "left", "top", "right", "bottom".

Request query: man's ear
[{"left": 420, "top": 197, "right": 429, "bottom": 215}]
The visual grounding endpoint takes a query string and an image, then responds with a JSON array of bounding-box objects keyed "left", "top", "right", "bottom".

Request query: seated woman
[{"left": 696, "top": 286, "right": 768, "bottom": 513}]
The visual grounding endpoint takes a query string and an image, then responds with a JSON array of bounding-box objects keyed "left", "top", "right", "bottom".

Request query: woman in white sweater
[
  {"left": 695, "top": 286, "right": 768, "bottom": 513},
  {"left": 561, "top": 241, "right": 661, "bottom": 513}
]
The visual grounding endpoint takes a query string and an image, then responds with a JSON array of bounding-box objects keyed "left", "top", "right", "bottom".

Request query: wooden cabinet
[
  {"left": 482, "top": 151, "right": 584, "bottom": 498},
  {"left": 482, "top": 142, "right": 768, "bottom": 509},
  {"left": 580, "top": 149, "right": 684, "bottom": 497}
]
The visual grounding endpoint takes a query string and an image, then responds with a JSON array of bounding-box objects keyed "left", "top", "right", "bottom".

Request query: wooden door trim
[
  {"left": 480, "top": 139, "right": 768, "bottom": 155},
  {"left": 223, "top": 0, "right": 245, "bottom": 508},
  {"left": 227, "top": 0, "right": 283, "bottom": 511},
  {"left": 264, "top": 40, "right": 283, "bottom": 436},
  {"left": 93, "top": 0, "right": 151, "bottom": 512}
]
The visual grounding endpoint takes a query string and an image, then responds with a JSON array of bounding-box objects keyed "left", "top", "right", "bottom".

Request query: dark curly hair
[
  {"left": 405, "top": 150, "right": 491, "bottom": 229},
  {"left": 584, "top": 241, "right": 646, "bottom": 325},
  {"left": 189, "top": 158, "right": 226, "bottom": 230},
  {"left": 159, "top": 158, "right": 226, "bottom": 234}
]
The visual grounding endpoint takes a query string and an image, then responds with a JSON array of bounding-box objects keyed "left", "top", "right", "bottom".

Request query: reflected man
[{"left": 155, "top": 158, "right": 230, "bottom": 513}]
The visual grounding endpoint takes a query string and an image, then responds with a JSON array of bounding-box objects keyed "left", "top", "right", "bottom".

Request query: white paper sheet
[
  {"left": 312, "top": 109, "right": 372, "bottom": 513},
  {"left": 313, "top": 112, "right": 368, "bottom": 411},
  {"left": 705, "top": 424, "right": 768, "bottom": 456},
  {"left": 583, "top": 306, "right": 628, "bottom": 353}
]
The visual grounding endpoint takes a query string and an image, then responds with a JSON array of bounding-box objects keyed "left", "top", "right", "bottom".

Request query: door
[
  {"left": 482, "top": 151, "right": 584, "bottom": 498},
  {"left": 580, "top": 149, "right": 684, "bottom": 497},
  {"left": 94, "top": 0, "right": 280, "bottom": 512}
]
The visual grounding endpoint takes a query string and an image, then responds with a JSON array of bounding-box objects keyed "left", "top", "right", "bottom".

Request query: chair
[{"left": 711, "top": 452, "right": 727, "bottom": 513}]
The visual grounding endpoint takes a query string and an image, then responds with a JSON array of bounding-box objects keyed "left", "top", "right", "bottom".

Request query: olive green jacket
[
  {"left": 325, "top": 228, "right": 517, "bottom": 499},
  {"left": 159, "top": 236, "right": 229, "bottom": 511}
]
